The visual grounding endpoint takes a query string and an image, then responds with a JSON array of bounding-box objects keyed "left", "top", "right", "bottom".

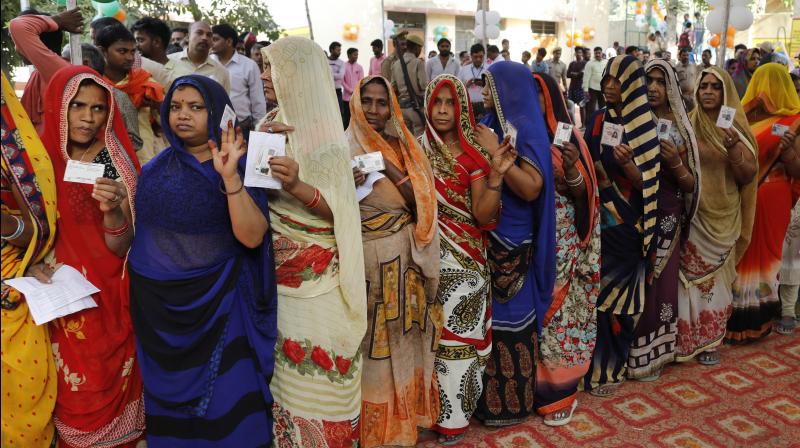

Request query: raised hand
[
  {"left": 560, "top": 141, "right": 580, "bottom": 169},
  {"left": 721, "top": 127, "right": 740, "bottom": 149},
  {"left": 269, "top": 156, "right": 301, "bottom": 192},
  {"left": 491, "top": 136, "right": 517, "bottom": 175},
  {"left": 613, "top": 143, "right": 634, "bottom": 166},
  {"left": 353, "top": 166, "right": 366, "bottom": 186},
  {"left": 92, "top": 178, "right": 127, "bottom": 213},
  {"left": 259, "top": 121, "right": 295, "bottom": 135},
  {"left": 778, "top": 130, "right": 796, "bottom": 153},
  {"left": 474, "top": 124, "right": 500, "bottom": 155},
  {"left": 659, "top": 138, "right": 681, "bottom": 169},
  {"left": 52, "top": 7, "right": 84, "bottom": 34},
  {"left": 209, "top": 120, "right": 246, "bottom": 181}
]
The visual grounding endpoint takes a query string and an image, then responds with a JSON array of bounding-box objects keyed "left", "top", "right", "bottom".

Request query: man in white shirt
[
  {"left": 458, "top": 43, "right": 488, "bottom": 120},
  {"left": 210, "top": 23, "right": 266, "bottom": 138},
  {"left": 167, "top": 21, "right": 231, "bottom": 91},
  {"left": 426, "top": 38, "right": 460, "bottom": 80},
  {"left": 327, "top": 41, "right": 347, "bottom": 127},
  {"left": 582, "top": 46, "right": 606, "bottom": 120},
  {"left": 131, "top": 17, "right": 176, "bottom": 90}
]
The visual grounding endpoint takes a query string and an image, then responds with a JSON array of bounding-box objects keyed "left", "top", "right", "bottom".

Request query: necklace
[{"left": 72, "top": 139, "right": 97, "bottom": 162}]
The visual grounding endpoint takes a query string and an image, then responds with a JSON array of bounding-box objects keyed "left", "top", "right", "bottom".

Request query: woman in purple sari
[{"left": 128, "top": 75, "right": 277, "bottom": 447}]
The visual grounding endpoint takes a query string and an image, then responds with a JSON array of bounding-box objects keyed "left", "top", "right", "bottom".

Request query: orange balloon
[
  {"left": 727, "top": 26, "right": 735, "bottom": 35},
  {"left": 113, "top": 9, "right": 126, "bottom": 22},
  {"left": 710, "top": 34, "right": 720, "bottom": 48},
  {"left": 726, "top": 39, "right": 734, "bottom": 48}
]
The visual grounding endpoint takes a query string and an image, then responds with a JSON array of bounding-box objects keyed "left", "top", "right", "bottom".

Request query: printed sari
[
  {"left": 128, "top": 75, "right": 277, "bottom": 447},
  {"left": 727, "top": 63, "right": 800, "bottom": 343},
  {"left": 263, "top": 37, "right": 367, "bottom": 448},
  {"left": 474, "top": 62, "right": 556, "bottom": 426},
  {"left": 346, "top": 75, "right": 442, "bottom": 447},
  {"left": 421, "top": 74, "right": 493, "bottom": 436},
  {"left": 533, "top": 73, "right": 600, "bottom": 415},
  {"left": 677, "top": 66, "right": 758, "bottom": 360},
  {"left": 1, "top": 72, "right": 58, "bottom": 448},
  {"left": 40, "top": 65, "right": 144, "bottom": 447},
  {"left": 628, "top": 60, "right": 701, "bottom": 378},
  {"left": 582, "top": 55, "right": 662, "bottom": 391}
]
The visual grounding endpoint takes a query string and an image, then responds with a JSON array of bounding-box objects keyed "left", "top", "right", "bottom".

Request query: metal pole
[
  {"left": 571, "top": 0, "right": 576, "bottom": 56},
  {"left": 482, "top": 0, "right": 488, "bottom": 52},
  {"left": 67, "top": 0, "right": 82, "bottom": 65},
  {"left": 718, "top": 0, "right": 731, "bottom": 67},
  {"left": 20, "top": 0, "right": 30, "bottom": 11},
  {"left": 381, "top": 0, "right": 386, "bottom": 51}
]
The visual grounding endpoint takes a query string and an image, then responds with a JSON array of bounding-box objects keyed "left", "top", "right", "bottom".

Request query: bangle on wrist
[
  {"left": 565, "top": 172, "right": 584, "bottom": 187},
  {"left": 395, "top": 176, "right": 410, "bottom": 187},
  {"left": 669, "top": 160, "right": 683, "bottom": 169},
  {"left": 103, "top": 220, "right": 129, "bottom": 237},
  {"left": 487, "top": 182, "right": 502, "bottom": 192},
  {"left": 2, "top": 215, "right": 24, "bottom": 240},
  {"left": 304, "top": 188, "right": 321, "bottom": 208},
  {"left": 219, "top": 178, "right": 244, "bottom": 195}
]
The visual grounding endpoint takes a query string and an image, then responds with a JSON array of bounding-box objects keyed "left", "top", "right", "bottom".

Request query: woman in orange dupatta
[
  {"left": 345, "top": 75, "right": 442, "bottom": 447},
  {"left": 727, "top": 63, "right": 800, "bottom": 343}
]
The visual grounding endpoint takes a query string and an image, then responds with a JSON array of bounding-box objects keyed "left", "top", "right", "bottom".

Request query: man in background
[
  {"left": 521, "top": 50, "right": 532, "bottom": 70},
  {"left": 391, "top": 34, "right": 427, "bottom": 136},
  {"left": 369, "top": 38, "right": 386, "bottom": 76},
  {"left": 459, "top": 50, "right": 470, "bottom": 66},
  {"left": 131, "top": 17, "right": 175, "bottom": 89},
  {"left": 168, "top": 21, "right": 231, "bottom": 91},
  {"left": 546, "top": 47, "right": 567, "bottom": 91},
  {"left": 426, "top": 37, "right": 460, "bottom": 80},
  {"left": 699, "top": 49, "right": 713, "bottom": 72},
  {"left": 486, "top": 44, "right": 500, "bottom": 64},
  {"left": 675, "top": 47, "right": 696, "bottom": 110},
  {"left": 582, "top": 46, "right": 605, "bottom": 119},
  {"left": 531, "top": 47, "right": 549, "bottom": 74},
  {"left": 458, "top": 43, "right": 488, "bottom": 120},
  {"left": 342, "top": 47, "right": 364, "bottom": 127},
  {"left": 170, "top": 27, "right": 188, "bottom": 48},
  {"left": 381, "top": 31, "right": 407, "bottom": 83},
  {"left": 327, "top": 41, "right": 347, "bottom": 126}
]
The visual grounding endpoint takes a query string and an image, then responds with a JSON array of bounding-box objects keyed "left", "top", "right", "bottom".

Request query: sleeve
[
  {"left": 582, "top": 63, "right": 591, "bottom": 92},
  {"left": 469, "top": 168, "right": 487, "bottom": 182},
  {"left": 219, "top": 68, "right": 231, "bottom": 92},
  {"left": 416, "top": 60, "right": 428, "bottom": 96},
  {"left": 425, "top": 59, "right": 433, "bottom": 81},
  {"left": 333, "top": 62, "right": 346, "bottom": 83},
  {"left": 249, "top": 63, "right": 267, "bottom": 122},
  {"left": 9, "top": 15, "right": 69, "bottom": 83}
]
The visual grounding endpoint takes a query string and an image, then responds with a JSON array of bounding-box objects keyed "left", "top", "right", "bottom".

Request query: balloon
[
  {"left": 705, "top": 8, "right": 726, "bottom": 35},
  {"left": 566, "top": 40, "right": 573, "bottom": 48},
  {"left": 635, "top": 15, "right": 647, "bottom": 29},
  {"left": 96, "top": 0, "right": 120, "bottom": 18},
  {"left": 92, "top": 0, "right": 118, "bottom": 3},
  {"left": 710, "top": 34, "right": 720, "bottom": 48},
  {"left": 486, "top": 25, "right": 500, "bottom": 39},
  {"left": 476, "top": 10, "right": 500, "bottom": 25},
  {"left": 729, "top": 6, "right": 754, "bottom": 30},
  {"left": 113, "top": 9, "right": 126, "bottom": 22},
  {"left": 57, "top": 0, "right": 67, "bottom": 6}
]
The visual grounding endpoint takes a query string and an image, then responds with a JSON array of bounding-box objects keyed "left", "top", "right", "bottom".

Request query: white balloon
[
  {"left": 384, "top": 19, "right": 394, "bottom": 30},
  {"left": 475, "top": 10, "right": 500, "bottom": 25},
  {"left": 473, "top": 25, "right": 484, "bottom": 39},
  {"left": 729, "top": 6, "right": 754, "bottom": 30},
  {"left": 705, "top": 8, "right": 726, "bottom": 35},
  {"left": 486, "top": 25, "right": 500, "bottom": 39}
]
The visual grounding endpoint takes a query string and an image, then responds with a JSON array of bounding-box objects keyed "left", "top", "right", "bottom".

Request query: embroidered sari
[
  {"left": 474, "top": 62, "right": 556, "bottom": 426},
  {"left": 128, "top": 75, "right": 277, "bottom": 447},
  {"left": 532, "top": 73, "right": 600, "bottom": 415},
  {"left": 345, "top": 75, "right": 442, "bottom": 447},
  {"left": 40, "top": 65, "right": 144, "bottom": 447},
  {"left": 727, "top": 63, "right": 800, "bottom": 343},
  {"left": 628, "top": 60, "right": 701, "bottom": 378},
  {"left": 421, "top": 74, "right": 493, "bottom": 436},
  {"left": 263, "top": 37, "right": 367, "bottom": 448},
  {"left": 582, "top": 55, "right": 662, "bottom": 391},
  {"left": 676, "top": 66, "right": 758, "bottom": 360},
  {"left": 1, "top": 72, "right": 58, "bottom": 448}
]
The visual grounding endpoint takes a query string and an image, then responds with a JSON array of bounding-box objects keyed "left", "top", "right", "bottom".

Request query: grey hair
[{"left": 61, "top": 43, "right": 106, "bottom": 75}]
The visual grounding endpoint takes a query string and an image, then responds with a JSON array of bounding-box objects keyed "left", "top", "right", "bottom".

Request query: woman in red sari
[
  {"left": 40, "top": 65, "right": 144, "bottom": 447},
  {"left": 727, "top": 63, "right": 800, "bottom": 342}
]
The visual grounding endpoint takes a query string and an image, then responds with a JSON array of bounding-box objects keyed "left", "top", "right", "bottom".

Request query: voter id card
[
  {"left": 220, "top": 104, "right": 237, "bottom": 130},
  {"left": 506, "top": 122, "right": 518, "bottom": 147},
  {"left": 772, "top": 123, "right": 790, "bottom": 137},
  {"left": 353, "top": 152, "right": 385, "bottom": 173},
  {"left": 716, "top": 105, "right": 735, "bottom": 129},
  {"left": 63, "top": 160, "right": 105, "bottom": 184},
  {"left": 656, "top": 118, "right": 672, "bottom": 141},
  {"left": 553, "top": 122, "right": 573, "bottom": 147},
  {"left": 601, "top": 122, "right": 624, "bottom": 147}
]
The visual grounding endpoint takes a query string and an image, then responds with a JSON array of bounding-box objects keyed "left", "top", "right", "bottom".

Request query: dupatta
[
  {"left": 345, "top": 75, "right": 437, "bottom": 245},
  {"left": 534, "top": 72, "right": 600, "bottom": 325},
  {"left": 480, "top": 61, "right": 556, "bottom": 333}
]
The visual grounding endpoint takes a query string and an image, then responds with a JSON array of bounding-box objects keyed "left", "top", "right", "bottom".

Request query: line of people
[{"left": 2, "top": 24, "right": 799, "bottom": 448}]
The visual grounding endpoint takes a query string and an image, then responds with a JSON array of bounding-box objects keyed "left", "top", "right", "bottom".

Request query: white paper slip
[
  {"left": 553, "top": 122, "right": 573, "bottom": 147},
  {"left": 656, "top": 118, "right": 672, "bottom": 141},
  {"left": 220, "top": 104, "right": 237, "bottom": 130},
  {"left": 4, "top": 265, "right": 99, "bottom": 325},
  {"left": 716, "top": 105, "right": 736, "bottom": 129},
  {"left": 244, "top": 131, "right": 286, "bottom": 189},
  {"left": 601, "top": 122, "right": 624, "bottom": 147},
  {"left": 772, "top": 123, "right": 790, "bottom": 137},
  {"left": 506, "top": 122, "right": 518, "bottom": 147},
  {"left": 353, "top": 152, "right": 385, "bottom": 173},
  {"left": 356, "top": 172, "right": 385, "bottom": 201},
  {"left": 63, "top": 160, "right": 105, "bottom": 184}
]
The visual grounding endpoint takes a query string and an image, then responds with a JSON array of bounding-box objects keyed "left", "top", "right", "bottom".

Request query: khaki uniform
[{"left": 391, "top": 53, "right": 428, "bottom": 136}]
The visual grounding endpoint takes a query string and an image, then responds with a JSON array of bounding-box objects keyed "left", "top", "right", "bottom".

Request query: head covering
[
  {"left": 263, "top": 37, "right": 366, "bottom": 318},
  {"left": 406, "top": 34, "right": 424, "bottom": 47},
  {"left": 742, "top": 62, "right": 800, "bottom": 116},
  {"left": 690, "top": 65, "right": 758, "bottom": 261},
  {"left": 644, "top": 59, "right": 702, "bottom": 224},
  {"left": 603, "top": 55, "right": 661, "bottom": 259},
  {"left": 481, "top": 61, "right": 556, "bottom": 333},
  {"left": 346, "top": 75, "right": 437, "bottom": 245},
  {"left": 733, "top": 48, "right": 759, "bottom": 98}
]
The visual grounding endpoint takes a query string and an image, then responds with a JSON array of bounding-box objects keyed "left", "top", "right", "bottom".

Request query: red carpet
[{"left": 417, "top": 332, "right": 800, "bottom": 447}]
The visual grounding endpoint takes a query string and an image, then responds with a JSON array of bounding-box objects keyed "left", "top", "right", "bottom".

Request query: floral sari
[
  {"left": 533, "top": 73, "right": 601, "bottom": 415},
  {"left": 263, "top": 37, "right": 367, "bottom": 448},
  {"left": 677, "top": 66, "right": 758, "bottom": 360},
  {"left": 421, "top": 74, "right": 493, "bottom": 436},
  {"left": 727, "top": 63, "right": 800, "bottom": 343},
  {"left": 475, "top": 62, "right": 556, "bottom": 426},
  {"left": 1, "top": 72, "right": 58, "bottom": 447},
  {"left": 40, "top": 65, "right": 144, "bottom": 447}
]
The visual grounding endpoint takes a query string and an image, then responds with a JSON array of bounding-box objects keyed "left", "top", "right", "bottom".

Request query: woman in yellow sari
[
  {"left": 728, "top": 63, "right": 800, "bottom": 341},
  {"left": 1, "top": 72, "right": 58, "bottom": 447},
  {"left": 260, "top": 37, "right": 368, "bottom": 447}
]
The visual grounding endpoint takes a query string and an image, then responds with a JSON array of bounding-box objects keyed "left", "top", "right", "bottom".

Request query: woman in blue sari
[
  {"left": 128, "top": 75, "right": 277, "bottom": 447},
  {"left": 473, "top": 61, "right": 556, "bottom": 426}
]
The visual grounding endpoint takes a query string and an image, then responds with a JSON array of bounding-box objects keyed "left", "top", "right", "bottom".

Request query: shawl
[
  {"left": 533, "top": 72, "right": 599, "bottom": 325},
  {"left": 690, "top": 66, "right": 758, "bottom": 263},
  {"left": 733, "top": 48, "right": 759, "bottom": 99},
  {"left": 263, "top": 37, "right": 366, "bottom": 319},
  {"left": 110, "top": 68, "right": 165, "bottom": 109},
  {"left": 480, "top": 61, "right": 556, "bottom": 333},
  {"left": 345, "top": 75, "right": 437, "bottom": 246},
  {"left": 644, "top": 59, "right": 702, "bottom": 231},
  {"left": 603, "top": 55, "right": 661, "bottom": 260}
]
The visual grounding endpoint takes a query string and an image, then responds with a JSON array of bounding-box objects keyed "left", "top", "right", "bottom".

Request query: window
[
  {"left": 455, "top": 15, "right": 476, "bottom": 53},
  {"left": 387, "top": 11, "right": 426, "bottom": 31},
  {"left": 531, "top": 20, "right": 557, "bottom": 36}
]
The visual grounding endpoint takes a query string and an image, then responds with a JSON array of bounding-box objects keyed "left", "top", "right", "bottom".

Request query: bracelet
[
  {"left": 103, "top": 220, "right": 129, "bottom": 237},
  {"left": 304, "top": 188, "right": 321, "bottom": 208},
  {"left": 219, "top": 179, "right": 245, "bottom": 195},
  {"left": 487, "top": 182, "right": 503, "bottom": 192},
  {"left": 677, "top": 171, "right": 690, "bottom": 180},
  {"left": 669, "top": 160, "right": 683, "bottom": 169},
  {"left": 2, "top": 215, "right": 24, "bottom": 240},
  {"left": 565, "top": 172, "right": 584, "bottom": 187},
  {"left": 395, "top": 176, "right": 410, "bottom": 187}
]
